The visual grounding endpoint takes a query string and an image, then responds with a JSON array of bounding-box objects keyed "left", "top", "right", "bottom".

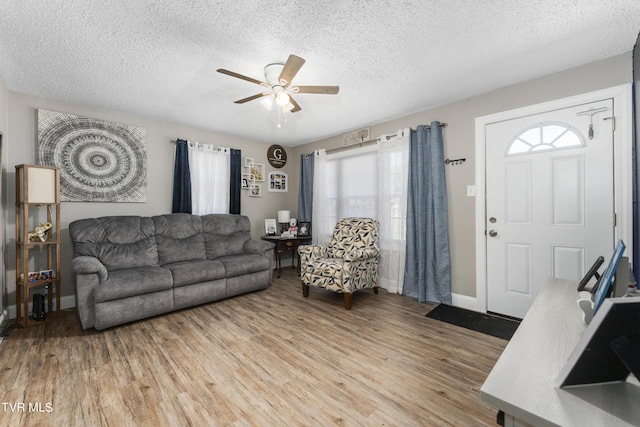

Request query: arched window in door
[{"left": 506, "top": 122, "right": 585, "bottom": 156}]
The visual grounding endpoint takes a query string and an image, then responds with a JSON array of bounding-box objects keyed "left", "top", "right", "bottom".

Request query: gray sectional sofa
[{"left": 69, "top": 213, "right": 275, "bottom": 330}]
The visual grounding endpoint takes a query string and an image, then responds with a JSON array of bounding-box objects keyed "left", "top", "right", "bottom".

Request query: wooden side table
[{"left": 261, "top": 236, "right": 311, "bottom": 278}]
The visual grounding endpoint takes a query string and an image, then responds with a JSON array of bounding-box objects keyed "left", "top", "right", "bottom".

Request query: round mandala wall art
[{"left": 37, "top": 109, "right": 147, "bottom": 202}]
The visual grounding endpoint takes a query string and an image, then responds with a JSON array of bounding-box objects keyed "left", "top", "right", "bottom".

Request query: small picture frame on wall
[
  {"left": 298, "top": 222, "right": 311, "bottom": 238},
  {"left": 241, "top": 173, "right": 251, "bottom": 189},
  {"left": 250, "top": 184, "right": 262, "bottom": 197},
  {"left": 251, "top": 163, "right": 265, "bottom": 181},
  {"left": 245, "top": 157, "right": 254, "bottom": 167}
]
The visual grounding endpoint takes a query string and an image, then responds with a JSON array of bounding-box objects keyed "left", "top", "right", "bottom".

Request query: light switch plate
[{"left": 467, "top": 185, "right": 476, "bottom": 197}]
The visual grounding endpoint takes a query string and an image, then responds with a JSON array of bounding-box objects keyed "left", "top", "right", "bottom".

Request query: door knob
[{"left": 489, "top": 230, "right": 498, "bottom": 237}]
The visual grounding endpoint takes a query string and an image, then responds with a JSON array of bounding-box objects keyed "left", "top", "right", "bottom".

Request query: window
[
  {"left": 325, "top": 147, "right": 377, "bottom": 224},
  {"left": 506, "top": 122, "right": 585, "bottom": 156}
]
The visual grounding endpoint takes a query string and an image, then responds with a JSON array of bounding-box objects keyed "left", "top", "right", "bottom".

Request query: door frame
[{"left": 474, "top": 84, "right": 633, "bottom": 313}]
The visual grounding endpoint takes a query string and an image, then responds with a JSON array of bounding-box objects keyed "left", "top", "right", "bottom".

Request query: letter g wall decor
[
  {"left": 267, "top": 144, "right": 287, "bottom": 168},
  {"left": 37, "top": 109, "right": 147, "bottom": 202}
]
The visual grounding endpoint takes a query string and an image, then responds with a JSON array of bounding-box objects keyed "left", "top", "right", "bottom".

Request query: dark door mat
[{"left": 426, "top": 304, "right": 521, "bottom": 340}]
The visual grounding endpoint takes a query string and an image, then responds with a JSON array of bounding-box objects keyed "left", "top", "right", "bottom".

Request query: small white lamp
[{"left": 277, "top": 210, "right": 290, "bottom": 234}]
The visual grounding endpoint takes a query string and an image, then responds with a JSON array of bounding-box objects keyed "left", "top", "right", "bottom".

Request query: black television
[{"left": 577, "top": 256, "right": 604, "bottom": 292}]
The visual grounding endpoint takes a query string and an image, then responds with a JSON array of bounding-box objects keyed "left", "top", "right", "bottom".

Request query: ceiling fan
[{"left": 216, "top": 54, "right": 339, "bottom": 113}]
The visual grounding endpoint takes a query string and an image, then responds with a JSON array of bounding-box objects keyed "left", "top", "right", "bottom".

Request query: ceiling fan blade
[
  {"left": 217, "top": 68, "right": 267, "bottom": 86},
  {"left": 278, "top": 54, "right": 305, "bottom": 86},
  {"left": 293, "top": 85, "right": 340, "bottom": 95},
  {"left": 289, "top": 95, "right": 302, "bottom": 113},
  {"left": 234, "top": 93, "right": 269, "bottom": 104}
]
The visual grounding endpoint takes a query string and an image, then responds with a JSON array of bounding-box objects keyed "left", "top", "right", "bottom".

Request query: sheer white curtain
[
  {"left": 311, "top": 149, "right": 330, "bottom": 245},
  {"left": 188, "top": 141, "right": 230, "bottom": 214},
  {"left": 377, "top": 129, "right": 409, "bottom": 294},
  {"left": 311, "top": 131, "right": 409, "bottom": 293}
]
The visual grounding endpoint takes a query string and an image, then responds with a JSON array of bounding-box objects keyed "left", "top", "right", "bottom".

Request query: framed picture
[
  {"left": 251, "top": 163, "right": 265, "bottom": 181},
  {"left": 245, "top": 157, "right": 254, "bottom": 167},
  {"left": 250, "top": 184, "right": 262, "bottom": 197},
  {"left": 241, "top": 173, "right": 251, "bottom": 190},
  {"left": 265, "top": 218, "right": 277, "bottom": 235},
  {"left": 268, "top": 171, "right": 288, "bottom": 192},
  {"left": 298, "top": 222, "right": 311, "bottom": 238},
  {"left": 39, "top": 269, "right": 54, "bottom": 280}
]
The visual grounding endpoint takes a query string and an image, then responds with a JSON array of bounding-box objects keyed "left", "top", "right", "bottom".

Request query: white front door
[{"left": 485, "top": 99, "right": 614, "bottom": 318}]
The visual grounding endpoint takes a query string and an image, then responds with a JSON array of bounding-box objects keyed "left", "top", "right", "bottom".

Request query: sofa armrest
[
  {"left": 244, "top": 239, "right": 275, "bottom": 256},
  {"left": 298, "top": 243, "right": 330, "bottom": 264},
  {"left": 71, "top": 256, "right": 108, "bottom": 330},
  {"left": 71, "top": 256, "right": 108, "bottom": 281},
  {"left": 343, "top": 247, "right": 380, "bottom": 262}
]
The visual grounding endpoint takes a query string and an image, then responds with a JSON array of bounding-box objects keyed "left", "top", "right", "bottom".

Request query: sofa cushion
[
  {"left": 218, "top": 254, "right": 271, "bottom": 278},
  {"left": 98, "top": 237, "right": 158, "bottom": 271},
  {"left": 156, "top": 234, "right": 206, "bottom": 265},
  {"left": 162, "top": 259, "right": 226, "bottom": 287},
  {"left": 202, "top": 214, "right": 251, "bottom": 259},
  {"left": 94, "top": 266, "right": 173, "bottom": 303},
  {"left": 70, "top": 216, "right": 159, "bottom": 271},
  {"left": 153, "top": 214, "right": 206, "bottom": 264}
]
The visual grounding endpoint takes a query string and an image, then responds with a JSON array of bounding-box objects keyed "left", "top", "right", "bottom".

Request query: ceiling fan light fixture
[
  {"left": 217, "top": 54, "right": 340, "bottom": 114},
  {"left": 275, "top": 91, "right": 290, "bottom": 107}
]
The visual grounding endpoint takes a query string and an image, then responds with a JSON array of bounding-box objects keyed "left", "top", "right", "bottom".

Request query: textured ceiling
[{"left": 0, "top": 1, "right": 639, "bottom": 146}]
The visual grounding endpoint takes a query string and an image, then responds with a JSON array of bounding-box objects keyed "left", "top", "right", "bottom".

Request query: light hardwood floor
[{"left": 0, "top": 268, "right": 506, "bottom": 426}]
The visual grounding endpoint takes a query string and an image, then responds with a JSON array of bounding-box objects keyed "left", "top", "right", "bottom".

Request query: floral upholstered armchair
[{"left": 298, "top": 218, "right": 380, "bottom": 309}]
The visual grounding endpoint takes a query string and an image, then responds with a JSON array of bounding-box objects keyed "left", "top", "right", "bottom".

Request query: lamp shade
[
  {"left": 16, "top": 164, "right": 59, "bottom": 204},
  {"left": 277, "top": 210, "right": 290, "bottom": 223}
]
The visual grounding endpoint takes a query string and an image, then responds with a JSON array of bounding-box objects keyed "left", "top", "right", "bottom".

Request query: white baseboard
[
  {"left": 451, "top": 292, "right": 479, "bottom": 312},
  {"left": 7, "top": 295, "right": 76, "bottom": 320}
]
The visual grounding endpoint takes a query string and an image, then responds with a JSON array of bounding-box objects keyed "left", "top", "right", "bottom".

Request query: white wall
[
  {"left": 2, "top": 53, "right": 633, "bottom": 309},
  {"left": 291, "top": 52, "right": 634, "bottom": 300},
  {"left": 3, "top": 93, "right": 299, "bottom": 307}
]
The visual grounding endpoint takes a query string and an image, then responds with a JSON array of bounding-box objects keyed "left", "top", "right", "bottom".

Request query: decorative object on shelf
[
  {"left": 265, "top": 218, "right": 277, "bottom": 235},
  {"left": 267, "top": 144, "right": 287, "bottom": 168},
  {"left": 268, "top": 171, "right": 288, "bottom": 192},
  {"left": 445, "top": 158, "right": 466, "bottom": 165},
  {"left": 288, "top": 218, "right": 298, "bottom": 236},
  {"left": 27, "top": 269, "right": 54, "bottom": 283},
  {"left": 37, "top": 109, "right": 147, "bottom": 202},
  {"left": 250, "top": 184, "right": 262, "bottom": 197},
  {"left": 27, "top": 221, "right": 52, "bottom": 242},
  {"left": 278, "top": 210, "right": 290, "bottom": 234},
  {"left": 298, "top": 222, "right": 311, "bottom": 238},
  {"left": 15, "top": 164, "right": 61, "bottom": 328}
]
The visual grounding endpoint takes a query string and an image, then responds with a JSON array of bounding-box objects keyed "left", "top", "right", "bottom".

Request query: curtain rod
[
  {"left": 326, "top": 122, "right": 447, "bottom": 155},
  {"left": 170, "top": 139, "right": 231, "bottom": 152}
]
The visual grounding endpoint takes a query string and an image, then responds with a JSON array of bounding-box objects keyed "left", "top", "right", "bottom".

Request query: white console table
[{"left": 480, "top": 278, "right": 640, "bottom": 426}]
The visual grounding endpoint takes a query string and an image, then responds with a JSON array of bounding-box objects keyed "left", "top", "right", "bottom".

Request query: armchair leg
[
  {"left": 343, "top": 293, "right": 352, "bottom": 310},
  {"left": 374, "top": 287, "right": 379, "bottom": 294},
  {"left": 302, "top": 283, "right": 309, "bottom": 298}
]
